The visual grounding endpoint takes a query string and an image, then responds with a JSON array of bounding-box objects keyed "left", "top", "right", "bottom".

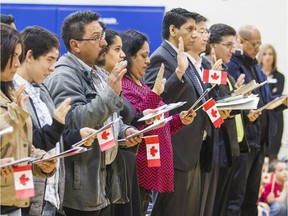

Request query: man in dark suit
[{"left": 143, "top": 8, "right": 213, "bottom": 216}]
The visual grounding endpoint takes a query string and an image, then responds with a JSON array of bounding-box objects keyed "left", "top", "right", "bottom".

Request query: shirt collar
[
  {"left": 165, "top": 40, "right": 179, "bottom": 53},
  {"left": 186, "top": 53, "right": 202, "bottom": 68},
  {"left": 14, "top": 73, "right": 40, "bottom": 97},
  {"left": 67, "top": 52, "right": 95, "bottom": 73}
]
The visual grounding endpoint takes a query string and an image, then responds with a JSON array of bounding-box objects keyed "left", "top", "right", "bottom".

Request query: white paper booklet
[{"left": 216, "top": 94, "right": 259, "bottom": 110}]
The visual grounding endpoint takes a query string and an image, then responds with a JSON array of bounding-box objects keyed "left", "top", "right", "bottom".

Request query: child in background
[
  {"left": 258, "top": 158, "right": 270, "bottom": 216},
  {"left": 260, "top": 160, "right": 288, "bottom": 216}
]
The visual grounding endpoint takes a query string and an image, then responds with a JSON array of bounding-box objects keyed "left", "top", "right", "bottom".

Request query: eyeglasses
[
  {"left": 242, "top": 37, "right": 261, "bottom": 49},
  {"left": 220, "top": 42, "right": 236, "bottom": 50},
  {"left": 75, "top": 32, "right": 106, "bottom": 42}
]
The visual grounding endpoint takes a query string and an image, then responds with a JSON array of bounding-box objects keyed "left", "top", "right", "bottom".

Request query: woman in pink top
[{"left": 120, "top": 30, "right": 195, "bottom": 214}]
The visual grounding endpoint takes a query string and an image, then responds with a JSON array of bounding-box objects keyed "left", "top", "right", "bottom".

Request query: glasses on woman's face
[
  {"left": 75, "top": 31, "right": 106, "bottom": 43},
  {"left": 242, "top": 37, "right": 261, "bottom": 49}
]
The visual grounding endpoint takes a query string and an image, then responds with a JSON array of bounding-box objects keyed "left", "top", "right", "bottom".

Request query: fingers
[
  {"left": 124, "top": 128, "right": 142, "bottom": 147},
  {"left": 176, "top": 37, "right": 188, "bottom": 78},
  {"left": 212, "top": 59, "right": 223, "bottom": 71},
  {"left": 156, "top": 63, "right": 165, "bottom": 80},
  {"left": 113, "top": 60, "right": 127, "bottom": 77},
  {"left": 56, "top": 98, "right": 71, "bottom": 112},
  {"left": 126, "top": 135, "right": 142, "bottom": 147},
  {"left": 211, "top": 48, "right": 217, "bottom": 64},
  {"left": 15, "top": 84, "right": 26, "bottom": 100},
  {"left": 180, "top": 110, "right": 196, "bottom": 125},
  {"left": 83, "top": 137, "right": 94, "bottom": 147},
  {"left": 80, "top": 127, "right": 97, "bottom": 137},
  {"left": 109, "top": 60, "right": 127, "bottom": 95},
  {"left": 152, "top": 63, "right": 165, "bottom": 95},
  {"left": 219, "top": 109, "right": 231, "bottom": 119},
  {"left": 37, "top": 159, "right": 57, "bottom": 174},
  {"left": 15, "top": 85, "right": 29, "bottom": 109},
  {"left": 178, "top": 36, "right": 184, "bottom": 53},
  {"left": 235, "top": 74, "right": 245, "bottom": 88},
  {"left": 247, "top": 110, "right": 261, "bottom": 122},
  {"left": 53, "top": 98, "right": 71, "bottom": 124},
  {"left": 1, "top": 166, "right": 13, "bottom": 177}
]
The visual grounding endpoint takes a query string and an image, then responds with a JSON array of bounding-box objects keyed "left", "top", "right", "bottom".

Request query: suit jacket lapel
[{"left": 161, "top": 41, "right": 177, "bottom": 59}]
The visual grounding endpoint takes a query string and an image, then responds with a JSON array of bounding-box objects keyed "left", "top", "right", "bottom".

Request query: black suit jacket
[{"left": 144, "top": 41, "right": 213, "bottom": 171}]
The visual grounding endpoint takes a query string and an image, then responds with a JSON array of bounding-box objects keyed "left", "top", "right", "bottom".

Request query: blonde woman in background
[{"left": 258, "top": 44, "right": 285, "bottom": 161}]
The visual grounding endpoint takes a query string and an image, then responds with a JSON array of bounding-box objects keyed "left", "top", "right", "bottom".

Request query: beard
[{"left": 95, "top": 48, "right": 107, "bottom": 67}]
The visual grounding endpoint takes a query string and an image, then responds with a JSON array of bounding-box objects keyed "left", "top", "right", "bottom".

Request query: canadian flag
[
  {"left": 203, "top": 98, "right": 224, "bottom": 128},
  {"left": 202, "top": 69, "right": 227, "bottom": 85},
  {"left": 262, "top": 172, "right": 275, "bottom": 185},
  {"left": 145, "top": 135, "right": 161, "bottom": 167},
  {"left": 13, "top": 164, "right": 35, "bottom": 198},
  {"left": 154, "top": 113, "right": 164, "bottom": 122},
  {"left": 97, "top": 125, "right": 116, "bottom": 152}
]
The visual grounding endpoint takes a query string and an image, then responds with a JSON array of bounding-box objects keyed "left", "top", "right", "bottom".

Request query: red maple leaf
[
  {"left": 150, "top": 146, "right": 158, "bottom": 157},
  {"left": 211, "top": 109, "right": 218, "bottom": 118},
  {"left": 211, "top": 72, "right": 219, "bottom": 80},
  {"left": 156, "top": 115, "right": 162, "bottom": 120},
  {"left": 19, "top": 174, "right": 30, "bottom": 186},
  {"left": 101, "top": 131, "right": 110, "bottom": 140}
]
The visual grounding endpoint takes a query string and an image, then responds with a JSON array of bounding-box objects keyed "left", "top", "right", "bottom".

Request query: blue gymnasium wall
[{"left": 1, "top": 4, "right": 165, "bottom": 54}]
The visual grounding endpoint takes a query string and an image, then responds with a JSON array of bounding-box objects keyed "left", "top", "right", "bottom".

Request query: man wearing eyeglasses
[
  {"left": 45, "top": 10, "right": 142, "bottom": 216},
  {"left": 226, "top": 25, "right": 288, "bottom": 216},
  {"left": 197, "top": 23, "right": 242, "bottom": 216}
]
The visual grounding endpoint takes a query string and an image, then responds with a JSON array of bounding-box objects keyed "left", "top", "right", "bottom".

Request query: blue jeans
[{"left": 269, "top": 202, "right": 287, "bottom": 216}]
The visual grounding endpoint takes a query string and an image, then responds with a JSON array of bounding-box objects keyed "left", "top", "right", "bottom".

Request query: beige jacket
[{"left": 0, "top": 91, "right": 54, "bottom": 207}]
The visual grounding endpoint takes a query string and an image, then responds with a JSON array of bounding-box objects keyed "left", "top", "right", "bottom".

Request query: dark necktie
[
  {"left": 189, "top": 65, "right": 206, "bottom": 103},
  {"left": 189, "top": 65, "right": 212, "bottom": 137}
]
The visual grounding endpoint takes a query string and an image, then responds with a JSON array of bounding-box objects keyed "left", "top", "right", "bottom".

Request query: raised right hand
[
  {"left": 211, "top": 59, "right": 223, "bottom": 71},
  {"left": 175, "top": 37, "right": 188, "bottom": 80},
  {"left": 108, "top": 60, "right": 127, "bottom": 95},
  {"left": 235, "top": 74, "right": 246, "bottom": 89},
  {"left": 53, "top": 98, "right": 71, "bottom": 124},
  {"left": 152, "top": 63, "right": 166, "bottom": 96},
  {"left": 15, "top": 85, "right": 29, "bottom": 110}
]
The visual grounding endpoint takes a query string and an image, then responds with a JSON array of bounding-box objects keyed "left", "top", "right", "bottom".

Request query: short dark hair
[
  {"left": 0, "top": 14, "right": 15, "bottom": 25},
  {"left": 20, "top": 26, "right": 59, "bottom": 63},
  {"left": 1, "top": 24, "right": 23, "bottom": 100},
  {"left": 209, "top": 23, "right": 236, "bottom": 44},
  {"left": 162, "top": 8, "right": 199, "bottom": 40},
  {"left": 98, "top": 21, "right": 106, "bottom": 32},
  {"left": 195, "top": 14, "right": 207, "bottom": 24},
  {"left": 61, "top": 10, "right": 100, "bottom": 51},
  {"left": 121, "top": 30, "right": 148, "bottom": 73}
]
